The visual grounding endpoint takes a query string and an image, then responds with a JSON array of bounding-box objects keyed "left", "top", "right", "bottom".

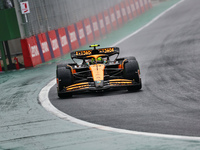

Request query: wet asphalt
[{"left": 49, "top": 0, "right": 200, "bottom": 137}]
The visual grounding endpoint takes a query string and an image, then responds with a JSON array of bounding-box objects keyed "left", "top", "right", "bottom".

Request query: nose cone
[{"left": 89, "top": 64, "right": 105, "bottom": 83}]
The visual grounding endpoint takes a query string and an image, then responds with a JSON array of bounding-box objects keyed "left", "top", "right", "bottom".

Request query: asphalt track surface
[
  {"left": 1, "top": 0, "right": 200, "bottom": 150},
  {"left": 49, "top": 0, "right": 200, "bottom": 137}
]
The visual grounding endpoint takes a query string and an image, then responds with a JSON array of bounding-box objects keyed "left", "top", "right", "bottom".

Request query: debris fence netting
[{"left": 18, "top": 0, "right": 123, "bottom": 37}]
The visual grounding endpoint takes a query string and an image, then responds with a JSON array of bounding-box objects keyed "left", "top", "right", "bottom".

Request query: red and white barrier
[
  {"left": 133, "top": 0, "right": 141, "bottom": 15},
  {"left": 76, "top": 21, "right": 87, "bottom": 46},
  {"left": 37, "top": 33, "right": 52, "bottom": 62},
  {"left": 57, "top": 28, "right": 70, "bottom": 55},
  {"left": 143, "top": 0, "right": 149, "bottom": 10},
  {"left": 120, "top": 2, "right": 128, "bottom": 23},
  {"left": 91, "top": 16, "right": 101, "bottom": 40},
  {"left": 125, "top": 0, "right": 133, "bottom": 20},
  {"left": 48, "top": 30, "right": 61, "bottom": 58},
  {"left": 103, "top": 10, "right": 112, "bottom": 33},
  {"left": 21, "top": 36, "right": 42, "bottom": 67},
  {"left": 147, "top": 0, "right": 153, "bottom": 8},
  {"left": 67, "top": 24, "right": 79, "bottom": 50},
  {"left": 115, "top": 4, "right": 123, "bottom": 27},
  {"left": 97, "top": 13, "right": 106, "bottom": 36},
  {"left": 83, "top": 18, "right": 94, "bottom": 43},
  {"left": 109, "top": 7, "right": 118, "bottom": 30},
  {"left": 138, "top": 0, "right": 145, "bottom": 13},
  {"left": 129, "top": 0, "right": 137, "bottom": 18}
]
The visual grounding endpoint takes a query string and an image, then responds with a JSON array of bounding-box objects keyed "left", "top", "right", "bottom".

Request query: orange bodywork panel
[{"left": 89, "top": 64, "right": 105, "bottom": 81}]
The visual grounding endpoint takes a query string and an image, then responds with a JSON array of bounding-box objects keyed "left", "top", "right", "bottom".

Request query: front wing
[{"left": 58, "top": 79, "right": 140, "bottom": 94}]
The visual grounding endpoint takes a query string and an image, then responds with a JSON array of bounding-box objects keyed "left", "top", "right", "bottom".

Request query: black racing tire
[
  {"left": 57, "top": 63, "right": 68, "bottom": 69},
  {"left": 57, "top": 67, "right": 73, "bottom": 98},
  {"left": 123, "top": 59, "right": 142, "bottom": 91},
  {"left": 124, "top": 56, "right": 136, "bottom": 61},
  {"left": 116, "top": 56, "right": 136, "bottom": 63}
]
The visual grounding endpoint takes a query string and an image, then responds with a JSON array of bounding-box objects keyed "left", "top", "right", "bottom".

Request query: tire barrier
[{"left": 20, "top": 0, "right": 152, "bottom": 68}]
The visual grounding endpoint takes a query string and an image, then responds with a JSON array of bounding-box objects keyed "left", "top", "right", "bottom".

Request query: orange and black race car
[{"left": 56, "top": 44, "right": 142, "bottom": 98}]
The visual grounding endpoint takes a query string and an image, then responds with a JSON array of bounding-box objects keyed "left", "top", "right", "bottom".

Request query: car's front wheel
[
  {"left": 57, "top": 67, "right": 73, "bottom": 98},
  {"left": 123, "top": 59, "right": 142, "bottom": 92}
]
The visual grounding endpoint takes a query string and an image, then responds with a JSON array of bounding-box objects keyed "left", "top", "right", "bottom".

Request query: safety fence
[
  {"left": 20, "top": 0, "right": 152, "bottom": 68},
  {"left": 19, "top": 0, "right": 123, "bottom": 37}
]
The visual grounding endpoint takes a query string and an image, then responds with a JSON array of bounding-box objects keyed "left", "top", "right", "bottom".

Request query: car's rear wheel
[
  {"left": 116, "top": 56, "right": 136, "bottom": 64},
  {"left": 57, "top": 67, "right": 73, "bottom": 98},
  {"left": 57, "top": 63, "right": 68, "bottom": 69},
  {"left": 124, "top": 56, "right": 136, "bottom": 61},
  {"left": 123, "top": 59, "right": 142, "bottom": 91}
]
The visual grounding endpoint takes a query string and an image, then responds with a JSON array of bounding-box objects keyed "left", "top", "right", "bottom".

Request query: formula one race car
[{"left": 56, "top": 44, "right": 142, "bottom": 98}]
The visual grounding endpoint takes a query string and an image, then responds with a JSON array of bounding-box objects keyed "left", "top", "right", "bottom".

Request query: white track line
[
  {"left": 39, "top": 0, "right": 200, "bottom": 141},
  {"left": 39, "top": 79, "right": 200, "bottom": 141}
]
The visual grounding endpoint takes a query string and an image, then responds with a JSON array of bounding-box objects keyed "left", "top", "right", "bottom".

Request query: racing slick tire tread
[
  {"left": 123, "top": 59, "right": 142, "bottom": 91},
  {"left": 57, "top": 67, "right": 73, "bottom": 98},
  {"left": 57, "top": 63, "right": 68, "bottom": 69},
  {"left": 116, "top": 56, "right": 136, "bottom": 64},
  {"left": 124, "top": 56, "right": 136, "bottom": 61}
]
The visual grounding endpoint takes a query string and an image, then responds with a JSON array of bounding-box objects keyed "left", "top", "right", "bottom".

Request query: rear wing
[{"left": 71, "top": 47, "right": 120, "bottom": 59}]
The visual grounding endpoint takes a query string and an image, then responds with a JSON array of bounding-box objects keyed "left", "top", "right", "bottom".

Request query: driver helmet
[
  {"left": 97, "top": 57, "right": 103, "bottom": 63},
  {"left": 91, "top": 58, "right": 96, "bottom": 64}
]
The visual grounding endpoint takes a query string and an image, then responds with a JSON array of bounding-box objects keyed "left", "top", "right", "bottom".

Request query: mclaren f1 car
[{"left": 56, "top": 44, "right": 142, "bottom": 98}]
